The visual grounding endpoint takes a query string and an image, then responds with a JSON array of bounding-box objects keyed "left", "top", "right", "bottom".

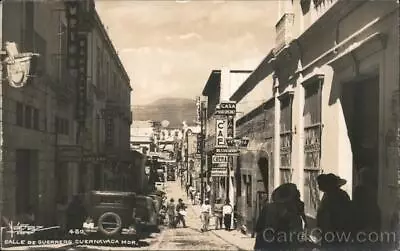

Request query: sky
[{"left": 95, "top": 0, "right": 279, "bottom": 106}]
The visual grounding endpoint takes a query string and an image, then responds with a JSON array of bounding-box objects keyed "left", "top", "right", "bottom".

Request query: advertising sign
[
  {"left": 211, "top": 167, "right": 228, "bottom": 177},
  {"left": 196, "top": 134, "right": 202, "bottom": 154},
  {"left": 227, "top": 115, "right": 234, "bottom": 138},
  {"left": 105, "top": 116, "right": 114, "bottom": 146},
  {"left": 215, "top": 102, "right": 236, "bottom": 116},
  {"left": 215, "top": 147, "right": 240, "bottom": 155},
  {"left": 216, "top": 119, "right": 227, "bottom": 147},
  {"left": 76, "top": 35, "right": 87, "bottom": 123},
  {"left": 212, "top": 155, "right": 228, "bottom": 164},
  {"left": 66, "top": 1, "right": 80, "bottom": 70}
]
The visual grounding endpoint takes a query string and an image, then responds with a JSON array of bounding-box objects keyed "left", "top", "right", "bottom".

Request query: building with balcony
[{"left": 227, "top": 0, "right": 399, "bottom": 235}]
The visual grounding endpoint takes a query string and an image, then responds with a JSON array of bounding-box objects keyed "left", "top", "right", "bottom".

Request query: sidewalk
[{"left": 190, "top": 203, "right": 255, "bottom": 251}]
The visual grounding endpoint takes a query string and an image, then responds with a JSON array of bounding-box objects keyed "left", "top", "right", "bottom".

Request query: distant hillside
[{"left": 132, "top": 98, "right": 197, "bottom": 128}]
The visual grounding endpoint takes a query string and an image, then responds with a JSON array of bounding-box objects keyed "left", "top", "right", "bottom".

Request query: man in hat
[{"left": 316, "top": 173, "right": 352, "bottom": 247}]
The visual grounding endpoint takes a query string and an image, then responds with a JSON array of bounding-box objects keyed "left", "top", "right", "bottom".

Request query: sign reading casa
[{"left": 216, "top": 119, "right": 227, "bottom": 146}]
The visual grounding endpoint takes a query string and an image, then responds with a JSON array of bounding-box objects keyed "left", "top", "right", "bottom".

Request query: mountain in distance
[{"left": 132, "top": 98, "right": 198, "bottom": 128}]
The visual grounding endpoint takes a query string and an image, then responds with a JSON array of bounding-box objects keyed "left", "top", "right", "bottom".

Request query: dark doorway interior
[
  {"left": 341, "top": 76, "right": 379, "bottom": 201},
  {"left": 16, "top": 149, "right": 38, "bottom": 216}
]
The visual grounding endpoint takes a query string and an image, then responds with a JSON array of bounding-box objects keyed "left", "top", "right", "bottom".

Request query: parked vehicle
[
  {"left": 84, "top": 191, "right": 138, "bottom": 238},
  {"left": 166, "top": 164, "right": 176, "bottom": 181},
  {"left": 155, "top": 171, "right": 166, "bottom": 192},
  {"left": 135, "top": 195, "right": 159, "bottom": 233}
]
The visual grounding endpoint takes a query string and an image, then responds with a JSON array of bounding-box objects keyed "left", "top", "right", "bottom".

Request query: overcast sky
[{"left": 96, "top": 0, "right": 278, "bottom": 106}]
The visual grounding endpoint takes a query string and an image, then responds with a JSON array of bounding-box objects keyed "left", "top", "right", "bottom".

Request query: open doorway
[{"left": 341, "top": 76, "right": 379, "bottom": 201}]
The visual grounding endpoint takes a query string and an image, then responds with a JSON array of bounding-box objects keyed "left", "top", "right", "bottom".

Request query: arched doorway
[{"left": 253, "top": 156, "right": 269, "bottom": 236}]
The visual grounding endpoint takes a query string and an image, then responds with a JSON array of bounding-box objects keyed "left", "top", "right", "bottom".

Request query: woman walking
[{"left": 167, "top": 198, "right": 176, "bottom": 228}]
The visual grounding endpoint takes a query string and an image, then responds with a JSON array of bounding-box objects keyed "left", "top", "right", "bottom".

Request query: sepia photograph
[{"left": 0, "top": 0, "right": 399, "bottom": 250}]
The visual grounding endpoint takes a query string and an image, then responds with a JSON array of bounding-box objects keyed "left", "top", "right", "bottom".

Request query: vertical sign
[
  {"left": 76, "top": 36, "right": 87, "bottom": 123},
  {"left": 196, "top": 134, "right": 202, "bottom": 154},
  {"left": 216, "top": 119, "right": 227, "bottom": 147},
  {"left": 196, "top": 96, "right": 201, "bottom": 123},
  {"left": 227, "top": 115, "right": 234, "bottom": 138},
  {"left": 106, "top": 114, "right": 114, "bottom": 146},
  {"left": 66, "top": 1, "right": 79, "bottom": 70}
]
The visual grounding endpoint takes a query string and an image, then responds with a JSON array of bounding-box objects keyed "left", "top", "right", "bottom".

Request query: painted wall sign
[{"left": 216, "top": 119, "right": 227, "bottom": 146}]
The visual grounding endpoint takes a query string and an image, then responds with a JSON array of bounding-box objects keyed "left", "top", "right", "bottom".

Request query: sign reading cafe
[{"left": 216, "top": 119, "right": 227, "bottom": 146}]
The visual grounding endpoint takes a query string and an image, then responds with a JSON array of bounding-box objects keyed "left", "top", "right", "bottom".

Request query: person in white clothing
[
  {"left": 200, "top": 199, "right": 212, "bottom": 232},
  {"left": 222, "top": 200, "right": 233, "bottom": 231}
]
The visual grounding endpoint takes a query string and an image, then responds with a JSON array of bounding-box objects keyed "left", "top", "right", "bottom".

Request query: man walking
[
  {"left": 176, "top": 198, "right": 187, "bottom": 228},
  {"left": 222, "top": 200, "right": 233, "bottom": 231},
  {"left": 213, "top": 198, "right": 223, "bottom": 230},
  {"left": 167, "top": 198, "right": 176, "bottom": 228}
]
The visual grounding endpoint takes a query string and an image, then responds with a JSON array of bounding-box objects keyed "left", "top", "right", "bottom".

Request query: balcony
[{"left": 274, "top": 13, "right": 295, "bottom": 55}]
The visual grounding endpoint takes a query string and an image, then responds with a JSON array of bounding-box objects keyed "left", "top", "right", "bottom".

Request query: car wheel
[{"left": 98, "top": 212, "right": 122, "bottom": 236}]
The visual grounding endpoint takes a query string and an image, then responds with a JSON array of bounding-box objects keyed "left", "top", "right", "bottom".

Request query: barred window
[
  {"left": 303, "top": 76, "right": 323, "bottom": 217},
  {"left": 279, "top": 93, "right": 294, "bottom": 184}
]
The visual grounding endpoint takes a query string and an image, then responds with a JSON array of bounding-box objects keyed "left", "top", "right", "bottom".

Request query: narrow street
[{"left": 148, "top": 181, "right": 240, "bottom": 250}]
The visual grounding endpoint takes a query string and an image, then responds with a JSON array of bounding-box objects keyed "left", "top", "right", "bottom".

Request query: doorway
[
  {"left": 16, "top": 149, "right": 38, "bottom": 216},
  {"left": 341, "top": 76, "right": 379, "bottom": 201}
]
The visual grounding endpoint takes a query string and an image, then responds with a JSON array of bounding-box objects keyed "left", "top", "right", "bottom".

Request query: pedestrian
[
  {"left": 222, "top": 200, "right": 233, "bottom": 231},
  {"left": 254, "top": 183, "right": 306, "bottom": 251},
  {"left": 316, "top": 173, "right": 352, "bottom": 249},
  {"left": 176, "top": 198, "right": 187, "bottom": 228},
  {"left": 167, "top": 198, "right": 176, "bottom": 228},
  {"left": 213, "top": 198, "right": 223, "bottom": 230},
  {"left": 190, "top": 188, "right": 196, "bottom": 205},
  {"left": 200, "top": 199, "right": 212, "bottom": 232},
  {"left": 186, "top": 184, "right": 190, "bottom": 198}
]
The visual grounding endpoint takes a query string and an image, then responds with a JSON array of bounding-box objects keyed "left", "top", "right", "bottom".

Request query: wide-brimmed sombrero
[{"left": 317, "top": 173, "right": 346, "bottom": 190}]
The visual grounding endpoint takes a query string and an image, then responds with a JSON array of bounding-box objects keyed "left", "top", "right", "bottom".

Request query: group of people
[
  {"left": 200, "top": 198, "right": 233, "bottom": 232},
  {"left": 254, "top": 170, "right": 384, "bottom": 251},
  {"left": 166, "top": 198, "right": 187, "bottom": 228}
]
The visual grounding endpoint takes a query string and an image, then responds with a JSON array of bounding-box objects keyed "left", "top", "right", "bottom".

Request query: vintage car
[
  {"left": 134, "top": 195, "right": 159, "bottom": 233},
  {"left": 85, "top": 191, "right": 138, "bottom": 237}
]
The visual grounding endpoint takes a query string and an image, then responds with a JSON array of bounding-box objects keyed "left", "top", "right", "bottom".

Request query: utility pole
[{"left": 200, "top": 101, "right": 205, "bottom": 203}]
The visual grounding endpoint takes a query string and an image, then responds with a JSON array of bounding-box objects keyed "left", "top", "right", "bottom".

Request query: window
[
  {"left": 33, "top": 108, "right": 39, "bottom": 130},
  {"left": 303, "top": 76, "right": 323, "bottom": 217},
  {"left": 279, "top": 93, "right": 294, "bottom": 184},
  {"left": 55, "top": 116, "right": 69, "bottom": 135},
  {"left": 16, "top": 102, "right": 23, "bottom": 126},
  {"left": 25, "top": 106, "right": 32, "bottom": 129}
]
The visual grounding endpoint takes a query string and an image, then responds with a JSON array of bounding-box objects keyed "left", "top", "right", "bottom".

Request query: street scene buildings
[{"left": 0, "top": 0, "right": 399, "bottom": 250}]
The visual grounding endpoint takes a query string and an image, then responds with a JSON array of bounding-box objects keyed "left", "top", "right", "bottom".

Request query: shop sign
[
  {"left": 82, "top": 155, "right": 106, "bottom": 162},
  {"left": 215, "top": 102, "right": 236, "bottom": 116},
  {"left": 214, "top": 147, "right": 240, "bottom": 155},
  {"left": 66, "top": 1, "right": 80, "bottom": 70},
  {"left": 105, "top": 116, "right": 114, "bottom": 146},
  {"left": 76, "top": 35, "right": 87, "bottom": 123},
  {"left": 211, "top": 167, "right": 227, "bottom": 177},
  {"left": 216, "top": 119, "right": 227, "bottom": 147},
  {"left": 227, "top": 115, "right": 234, "bottom": 138},
  {"left": 196, "top": 134, "right": 202, "bottom": 154},
  {"left": 212, "top": 155, "right": 228, "bottom": 164}
]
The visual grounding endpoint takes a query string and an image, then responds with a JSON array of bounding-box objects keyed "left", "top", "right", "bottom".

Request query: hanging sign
[
  {"left": 76, "top": 35, "right": 87, "bottom": 123},
  {"left": 215, "top": 119, "right": 227, "bottom": 147}
]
